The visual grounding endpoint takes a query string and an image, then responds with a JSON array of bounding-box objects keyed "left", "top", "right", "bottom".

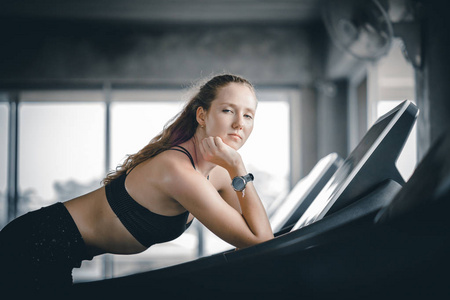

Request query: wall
[
  {"left": 0, "top": 20, "right": 317, "bottom": 87},
  {"left": 317, "top": 79, "right": 348, "bottom": 159},
  {"left": 415, "top": 0, "right": 450, "bottom": 160}
]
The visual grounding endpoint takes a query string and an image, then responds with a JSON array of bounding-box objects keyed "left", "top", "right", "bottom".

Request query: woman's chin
[{"left": 224, "top": 139, "right": 242, "bottom": 151}]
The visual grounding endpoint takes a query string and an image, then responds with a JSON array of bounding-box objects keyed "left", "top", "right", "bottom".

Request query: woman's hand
[{"left": 199, "top": 136, "right": 243, "bottom": 171}]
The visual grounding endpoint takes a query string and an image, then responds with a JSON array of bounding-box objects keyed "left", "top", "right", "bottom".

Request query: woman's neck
[{"left": 181, "top": 134, "right": 216, "bottom": 179}]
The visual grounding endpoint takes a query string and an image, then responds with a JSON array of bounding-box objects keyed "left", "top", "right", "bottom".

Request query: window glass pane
[
  {"left": 0, "top": 103, "right": 8, "bottom": 228},
  {"left": 18, "top": 103, "right": 105, "bottom": 213},
  {"left": 19, "top": 102, "right": 106, "bottom": 282},
  {"left": 110, "top": 102, "right": 183, "bottom": 170}
]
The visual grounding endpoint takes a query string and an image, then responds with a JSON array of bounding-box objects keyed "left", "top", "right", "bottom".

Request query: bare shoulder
[
  {"left": 150, "top": 149, "right": 198, "bottom": 179},
  {"left": 142, "top": 150, "right": 205, "bottom": 194}
]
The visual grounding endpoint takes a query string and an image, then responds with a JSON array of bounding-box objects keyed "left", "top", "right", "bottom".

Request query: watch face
[{"left": 232, "top": 177, "right": 246, "bottom": 191}]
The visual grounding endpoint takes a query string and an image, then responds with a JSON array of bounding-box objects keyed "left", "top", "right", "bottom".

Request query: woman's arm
[
  {"left": 165, "top": 137, "right": 273, "bottom": 249},
  {"left": 168, "top": 171, "right": 273, "bottom": 249},
  {"left": 208, "top": 166, "right": 242, "bottom": 213},
  {"left": 201, "top": 136, "right": 273, "bottom": 242}
]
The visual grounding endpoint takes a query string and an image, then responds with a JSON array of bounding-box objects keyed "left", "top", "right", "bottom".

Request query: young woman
[{"left": 0, "top": 74, "right": 274, "bottom": 293}]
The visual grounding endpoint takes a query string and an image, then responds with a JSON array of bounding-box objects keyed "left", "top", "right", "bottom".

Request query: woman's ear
[{"left": 196, "top": 106, "right": 206, "bottom": 127}]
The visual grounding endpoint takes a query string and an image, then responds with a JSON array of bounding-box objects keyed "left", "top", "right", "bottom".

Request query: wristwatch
[{"left": 231, "top": 173, "right": 254, "bottom": 192}]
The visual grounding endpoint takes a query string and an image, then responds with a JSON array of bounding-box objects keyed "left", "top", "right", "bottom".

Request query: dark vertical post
[
  {"left": 7, "top": 93, "right": 19, "bottom": 221},
  {"left": 103, "top": 82, "right": 114, "bottom": 278},
  {"left": 105, "top": 82, "right": 111, "bottom": 180},
  {"left": 299, "top": 87, "right": 318, "bottom": 177}
]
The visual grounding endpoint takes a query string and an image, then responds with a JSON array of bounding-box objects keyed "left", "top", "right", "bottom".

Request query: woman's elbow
[
  {"left": 239, "top": 232, "right": 274, "bottom": 249},
  {"left": 259, "top": 232, "right": 274, "bottom": 243}
]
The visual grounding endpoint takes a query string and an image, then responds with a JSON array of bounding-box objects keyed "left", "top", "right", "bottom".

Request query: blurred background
[{"left": 1, "top": 0, "right": 447, "bottom": 282}]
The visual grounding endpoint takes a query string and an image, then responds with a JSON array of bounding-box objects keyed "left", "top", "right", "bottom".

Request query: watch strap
[{"left": 243, "top": 173, "right": 254, "bottom": 183}]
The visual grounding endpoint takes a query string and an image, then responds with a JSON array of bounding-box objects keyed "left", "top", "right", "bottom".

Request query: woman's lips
[{"left": 228, "top": 133, "right": 242, "bottom": 140}]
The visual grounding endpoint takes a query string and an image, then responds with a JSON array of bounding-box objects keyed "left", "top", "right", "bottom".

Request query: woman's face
[{"left": 201, "top": 82, "right": 257, "bottom": 150}]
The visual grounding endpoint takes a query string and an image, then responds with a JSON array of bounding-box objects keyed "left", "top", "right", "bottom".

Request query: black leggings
[{"left": 0, "top": 202, "right": 92, "bottom": 294}]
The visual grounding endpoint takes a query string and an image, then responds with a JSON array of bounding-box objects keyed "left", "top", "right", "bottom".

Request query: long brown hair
[{"left": 102, "top": 74, "right": 254, "bottom": 186}]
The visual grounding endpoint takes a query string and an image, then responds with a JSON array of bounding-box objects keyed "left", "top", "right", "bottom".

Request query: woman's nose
[{"left": 233, "top": 116, "right": 244, "bottom": 129}]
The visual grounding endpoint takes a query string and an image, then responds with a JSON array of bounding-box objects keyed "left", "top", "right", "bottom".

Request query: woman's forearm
[{"left": 226, "top": 162, "right": 274, "bottom": 243}]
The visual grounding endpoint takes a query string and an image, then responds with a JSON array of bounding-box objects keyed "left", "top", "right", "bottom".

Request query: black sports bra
[{"left": 105, "top": 145, "right": 194, "bottom": 248}]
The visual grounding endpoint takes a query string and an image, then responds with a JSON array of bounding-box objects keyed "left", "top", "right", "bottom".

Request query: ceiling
[{"left": 0, "top": 0, "right": 323, "bottom": 26}]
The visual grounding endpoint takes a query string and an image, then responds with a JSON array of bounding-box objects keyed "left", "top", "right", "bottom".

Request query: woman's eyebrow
[{"left": 219, "top": 102, "right": 255, "bottom": 113}]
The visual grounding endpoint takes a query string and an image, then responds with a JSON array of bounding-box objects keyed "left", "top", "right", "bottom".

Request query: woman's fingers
[
  {"left": 202, "top": 136, "right": 220, "bottom": 153},
  {"left": 198, "top": 136, "right": 244, "bottom": 175},
  {"left": 200, "top": 136, "right": 232, "bottom": 165},
  {"left": 214, "top": 136, "right": 225, "bottom": 150}
]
